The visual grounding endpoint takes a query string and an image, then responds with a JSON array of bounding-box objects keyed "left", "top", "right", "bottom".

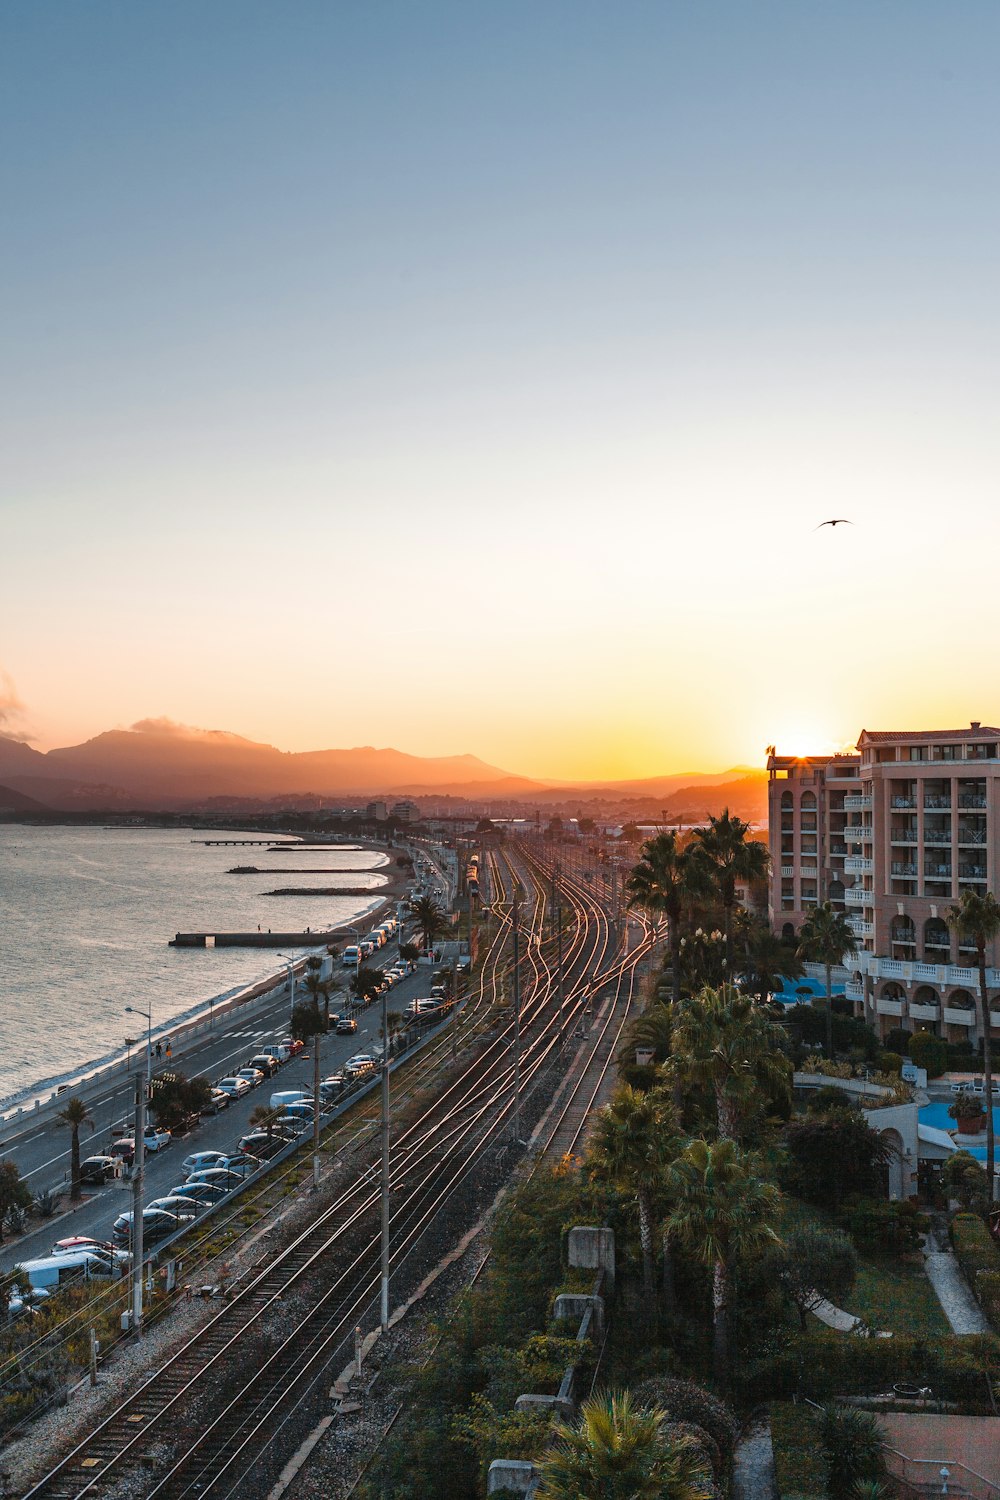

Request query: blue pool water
[{"left": 919, "top": 1100, "right": 1000, "bottom": 1161}]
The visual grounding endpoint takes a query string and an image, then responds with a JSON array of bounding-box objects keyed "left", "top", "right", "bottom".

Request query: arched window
[
  {"left": 948, "top": 987, "right": 975, "bottom": 1011},
  {"left": 913, "top": 984, "right": 940, "bottom": 1008},
  {"left": 924, "top": 917, "right": 950, "bottom": 955},
  {"left": 780, "top": 791, "right": 793, "bottom": 810},
  {"left": 781, "top": 922, "right": 795, "bottom": 943},
  {"left": 801, "top": 791, "right": 817, "bottom": 809},
  {"left": 828, "top": 879, "right": 845, "bottom": 903},
  {"left": 891, "top": 916, "right": 916, "bottom": 946},
  {"left": 882, "top": 981, "right": 905, "bottom": 1000}
]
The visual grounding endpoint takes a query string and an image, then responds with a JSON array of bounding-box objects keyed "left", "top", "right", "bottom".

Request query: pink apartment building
[{"left": 768, "top": 724, "right": 1000, "bottom": 1047}]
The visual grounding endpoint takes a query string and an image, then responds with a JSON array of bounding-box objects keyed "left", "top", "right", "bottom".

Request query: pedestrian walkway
[
  {"left": 732, "top": 1418, "right": 777, "bottom": 1500},
  {"left": 923, "top": 1249, "right": 989, "bottom": 1334}
]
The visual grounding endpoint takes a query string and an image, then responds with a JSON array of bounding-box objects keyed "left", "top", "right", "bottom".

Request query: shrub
[
  {"left": 940, "top": 1152, "right": 990, "bottom": 1213},
  {"left": 907, "top": 1031, "right": 948, "bottom": 1078},
  {"left": 883, "top": 1028, "right": 912, "bottom": 1056},
  {"left": 951, "top": 1212, "right": 1000, "bottom": 1332},
  {"left": 631, "top": 1377, "right": 738, "bottom": 1476},
  {"left": 782, "top": 1115, "right": 891, "bottom": 1210},
  {"left": 842, "top": 1197, "right": 927, "bottom": 1255},
  {"left": 878, "top": 1051, "right": 903, "bottom": 1076},
  {"left": 805, "top": 1085, "right": 855, "bottom": 1114}
]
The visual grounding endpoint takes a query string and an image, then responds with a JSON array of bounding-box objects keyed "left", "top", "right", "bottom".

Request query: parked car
[
  {"left": 147, "top": 1194, "right": 208, "bottom": 1217},
  {"left": 19, "top": 1251, "right": 120, "bottom": 1292},
  {"left": 216, "top": 1076, "right": 251, "bottom": 1099},
  {"left": 167, "top": 1181, "right": 227, "bottom": 1206},
  {"left": 51, "top": 1237, "right": 128, "bottom": 1268},
  {"left": 273, "top": 1114, "right": 310, "bottom": 1135},
  {"left": 237, "top": 1132, "right": 290, "bottom": 1160},
  {"left": 278, "top": 1037, "right": 304, "bottom": 1057},
  {"left": 249, "top": 1053, "right": 281, "bottom": 1078},
  {"left": 213, "top": 1155, "right": 258, "bottom": 1179},
  {"left": 201, "top": 1088, "right": 231, "bottom": 1115},
  {"left": 112, "top": 1209, "right": 195, "bottom": 1247},
  {"left": 236, "top": 1067, "right": 266, "bottom": 1090},
  {"left": 78, "top": 1155, "right": 121, "bottom": 1185},
  {"left": 279, "top": 1101, "right": 314, "bottom": 1120},
  {"left": 181, "top": 1150, "right": 229, "bottom": 1177},
  {"left": 108, "top": 1138, "right": 136, "bottom": 1167},
  {"left": 184, "top": 1168, "right": 243, "bottom": 1191},
  {"left": 344, "top": 1055, "right": 376, "bottom": 1077},
  {"left": 335, "top": 1016, "right": 358, "bottom": 1035},
  {"left": 319, "top": 1075, "right": 345, "bottom": 1101},
  {"left": 270, "top": 1088, "right": 310, "bottom": 1112},
  {"left": 143, "top": 1125, "right": 172, "bottom": 1153}
]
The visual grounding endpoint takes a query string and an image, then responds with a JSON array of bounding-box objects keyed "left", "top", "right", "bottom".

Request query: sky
[{"left": 2, "top": 3, "right": 999, "bottom": 782}]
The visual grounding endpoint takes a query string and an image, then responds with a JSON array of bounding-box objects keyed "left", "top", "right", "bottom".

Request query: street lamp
[
  {"left": 124, "top": 1004, "right": 152, "bottom": 1087},
  {"left": 276, "top": 954, "right": 298, "bottom": 1024}
]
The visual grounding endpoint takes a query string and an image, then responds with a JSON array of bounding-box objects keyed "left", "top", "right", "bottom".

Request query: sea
[{"left": 0, "top": 826, "right": 390, "bottom": 1107}]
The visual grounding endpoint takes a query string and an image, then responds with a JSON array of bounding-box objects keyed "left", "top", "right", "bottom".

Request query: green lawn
[
  {"left": 779, "top": 1196, "right": 949, "bottom": 1337},
  {"left": 770, "top": 1401, "right": 827, "bottom": 1499}
]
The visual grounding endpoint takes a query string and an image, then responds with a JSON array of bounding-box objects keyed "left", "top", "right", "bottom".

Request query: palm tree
[
  {"left": 691, "top": 810, "right": 770, "bottom": 971},
  {"left": 535, "top": 1390, "right": 713, "bottom": 1500},
  {"left": 627, "top": 833, "right": 714, "bottom": 1005},
  {"left": 588, "top": 1086, "right": 678, "bottom": 1303},
  {"left": 669, "top": 983, "right": 791, "bottom": 1140},
  {"left": 410, "top": 894, "right": 449, "bottom": 956},
  {"left": 667, "top": 1138, "right": 780, "bottom": 1390},
  {"left": 797, "top": 903, "right": 856, "bottom": 1056},
  {"left": 948, "top": 888, "right": 1000, "bottom": 1195},
  {"left": 302, "top": 970, "right": 331, "bottom": 1029},
  {"left": 57, "top": 1096, "right": 94, "bottom": 1201},
  {"left": 741, "top": 919, "right": 803, "bottom": 1003}
]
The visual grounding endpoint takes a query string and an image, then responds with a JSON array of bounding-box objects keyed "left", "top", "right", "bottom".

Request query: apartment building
[
  {"left": 766, "top": 751, "right": 862, "bottom": 932},
  {"left": 769, "top": 724, "right": 1000, "bottom": 1047}
]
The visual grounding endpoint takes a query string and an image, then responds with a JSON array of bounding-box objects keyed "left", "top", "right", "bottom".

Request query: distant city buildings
[
  {"left": 391, "top": 800, "right": 419, "bottom": 823},
  {"left": 769, "top": 724, "right": 1000, "bottom": 1046},
  {"left": 366, "top": 800, "right": 388, "bottom": 822}
]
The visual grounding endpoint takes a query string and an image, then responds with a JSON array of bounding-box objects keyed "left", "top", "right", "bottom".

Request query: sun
[{"left": 770, "top": 721, "right": 845, "bottom": 760}]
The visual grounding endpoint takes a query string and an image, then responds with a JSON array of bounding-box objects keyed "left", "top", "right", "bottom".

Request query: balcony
[
  {"left": 890, "top": 828, "right": 918, "bottom": 845},
  {"left": 830, "top": 843, "right": 848, "bottom": 857},
  {"left": 847, "top": 916, "right": 874, "bottom": 939},
  {"left": 923, "top": 795, "right": 952, "bottom": 810},
  {"left": 798, "top": 862, "right": 818, "bottom": 876},
  {"left": 958, "top": 827, "right": 988, "bottom": 845},
  {"left": 845, "top": 979, "right": 865, "bottom": 1002},
  {"left": 891, "top": 861, "right": 917, "bottom": 877},
  {"left": 844, "top": 823, "right": 873, "bottom": 843},
  {"left": 924, "top": 862, "right": 953, "bottom": 878},
  {"left": 844, "top": 793, "right": 873, "bottom": 811},
  {"left": 890, "top": 796, "right": 917, "bottom": 809},
  {"left": 910, "top": 1001, "right": 940, "bottom": 1022},
  {"left": 844, "top": 886, "right": 871, "bottom": 906},
  {"left": 924, "top": 830, "right": 952, "bottom": 846},
  {"left": 780, "top": 866, "right": 794, "bottom": 878},
  {"left": 959, "top": 864, "right": 987, "bottom": 880},
  {"left": 844, "top": 855, "right": 873, "bottom": 875},
  {"left": 944, "top": 1006, "right": 976, "bottom": 1027},
  {"left": 958, "top": 794, "right": 987, "bottom": 809},
  {"left": 877, "top": 997, "right": 904, "bottom": 1017}
]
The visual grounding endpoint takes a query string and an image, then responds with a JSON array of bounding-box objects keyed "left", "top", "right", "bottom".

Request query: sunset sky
[{"left": 3, "top": 4, "right": 999, "bottom": 782}]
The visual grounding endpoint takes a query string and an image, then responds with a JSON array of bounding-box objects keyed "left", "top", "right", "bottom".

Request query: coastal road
[{"left": 0, "top": 948, "right": 441, "bottom": 1270}]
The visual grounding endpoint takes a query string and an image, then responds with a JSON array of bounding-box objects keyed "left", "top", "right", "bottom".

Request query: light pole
[
  {"left": 276, "top": 954, "right": 298, "bottom": 1025},
  {"left": 124, "top": 1003, "right": 152, "bottom": 1088}
]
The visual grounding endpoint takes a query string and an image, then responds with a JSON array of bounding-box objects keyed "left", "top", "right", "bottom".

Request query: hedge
[
  {"left": 744, "top": 1330, "right": 1000, "bottom": 1408},
  {"left": 951, "top": 1213, "right": 1000, "bottom": 1333}
]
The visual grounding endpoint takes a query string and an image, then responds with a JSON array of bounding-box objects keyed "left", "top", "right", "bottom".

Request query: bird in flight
[{"left": 814, "top": 518, "right": 853, "bottom": 530}]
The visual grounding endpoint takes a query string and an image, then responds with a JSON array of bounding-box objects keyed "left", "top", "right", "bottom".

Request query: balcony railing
[
  {"left": 891, "top": 861, "right": 917, "bottom": 876},
  {"left": 844, "top": 793, "right": 873, "bottom": 811},
  {"left": 891, "top": 933, "right": 917, "bottom": 946},
  {"left": 910, "top": 1002, "right": 940, "bottom": 1020},
  {"left": 890, "top": 829, "right": 918, "bottom": 844},
  {"left": 959, "top": 864, "right": 988, "bottom": 879},
  {"left": 924, "top": 864, "right": 953, "bottom": 879},
  {"left": 844, "top": 887, "right": 870, "bottom": 906},
  {"left": 923, "top": 795, "right": 952, "bottom": 809},
  {"left": 944, "top": 1006, "right": 976, "bottom": 1026},
  {"left": 844, "top": 855, "right": 873, "bottom": 875},
  {"left": 843, "top": 823, "right": 872, "bottom": 842},
  {"left": 924, "top": 830, "right": 952, "bottom": 845},
  {"left": 890, "top": 796, "right": 916, "bottom": 809},
  {"left": 877, "top": 997, "right": 904, "bottom": 1016},
  {"left": 958, "top": 794, "right": 987, "bottom": 808},
  {"left": 958, "top": 828, "right": 988, "bottom": 844},
  {"left": 845, "top": 979, "right": 864, "bottom": 1002}
]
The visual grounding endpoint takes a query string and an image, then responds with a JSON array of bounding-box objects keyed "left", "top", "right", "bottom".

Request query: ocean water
[{"left": 0, "top": 826, "right": 389, "bottom": 1104}]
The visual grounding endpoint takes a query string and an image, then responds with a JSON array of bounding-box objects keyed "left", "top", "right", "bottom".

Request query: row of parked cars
[{"left": 341, "top": 915, "right": 401, "bottom": 970}]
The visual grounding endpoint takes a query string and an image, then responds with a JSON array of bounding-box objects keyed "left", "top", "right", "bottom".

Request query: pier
[
  {"left": 227, "top": 866, "right": 377, "bottom": 875},
  {"left": 264, "top": 886, "right": 380, "bottom": 896},
  {"left": 196, "top": 838, "right": 301, "bottom": 847},
  {"left": 170, "top": 930, "right": 338, "bottom": 948}
]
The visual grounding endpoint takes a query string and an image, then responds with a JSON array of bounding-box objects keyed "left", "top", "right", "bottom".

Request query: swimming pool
[{"left": 919, "top": 1100, "right": 999, "bottom": 1161}]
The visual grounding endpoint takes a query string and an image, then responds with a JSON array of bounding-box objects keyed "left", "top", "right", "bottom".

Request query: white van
[
  {"left": 270, "top": 1089, "right": 311, "bottom": 1112},
  {"left": 19, "top": 1251, "right": 117, "bottom": 1294},
  {"left": 342, "top": 946, "right": 360, "bottom": 968}
]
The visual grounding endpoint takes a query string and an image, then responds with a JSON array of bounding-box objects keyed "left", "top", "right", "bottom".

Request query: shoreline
[{"left": 0, "top": 837, "right": 412, "bottom": 1121}]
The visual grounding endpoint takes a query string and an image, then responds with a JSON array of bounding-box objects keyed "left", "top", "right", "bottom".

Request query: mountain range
[{"left": 0, "top": 722, "right": 766, "bottom": 814}]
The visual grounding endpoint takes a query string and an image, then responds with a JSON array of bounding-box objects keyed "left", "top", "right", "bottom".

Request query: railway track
[{"left": 19, "top": 842, "right": 657, "bottom": 1500}]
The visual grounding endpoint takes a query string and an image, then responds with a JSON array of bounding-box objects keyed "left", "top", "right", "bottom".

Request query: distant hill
[
  {"left": 0, "top": 722, "right": 766, "bottom": 814},
  {"left": 0, "top": 782, "right": 51, "bottom": 813}
]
